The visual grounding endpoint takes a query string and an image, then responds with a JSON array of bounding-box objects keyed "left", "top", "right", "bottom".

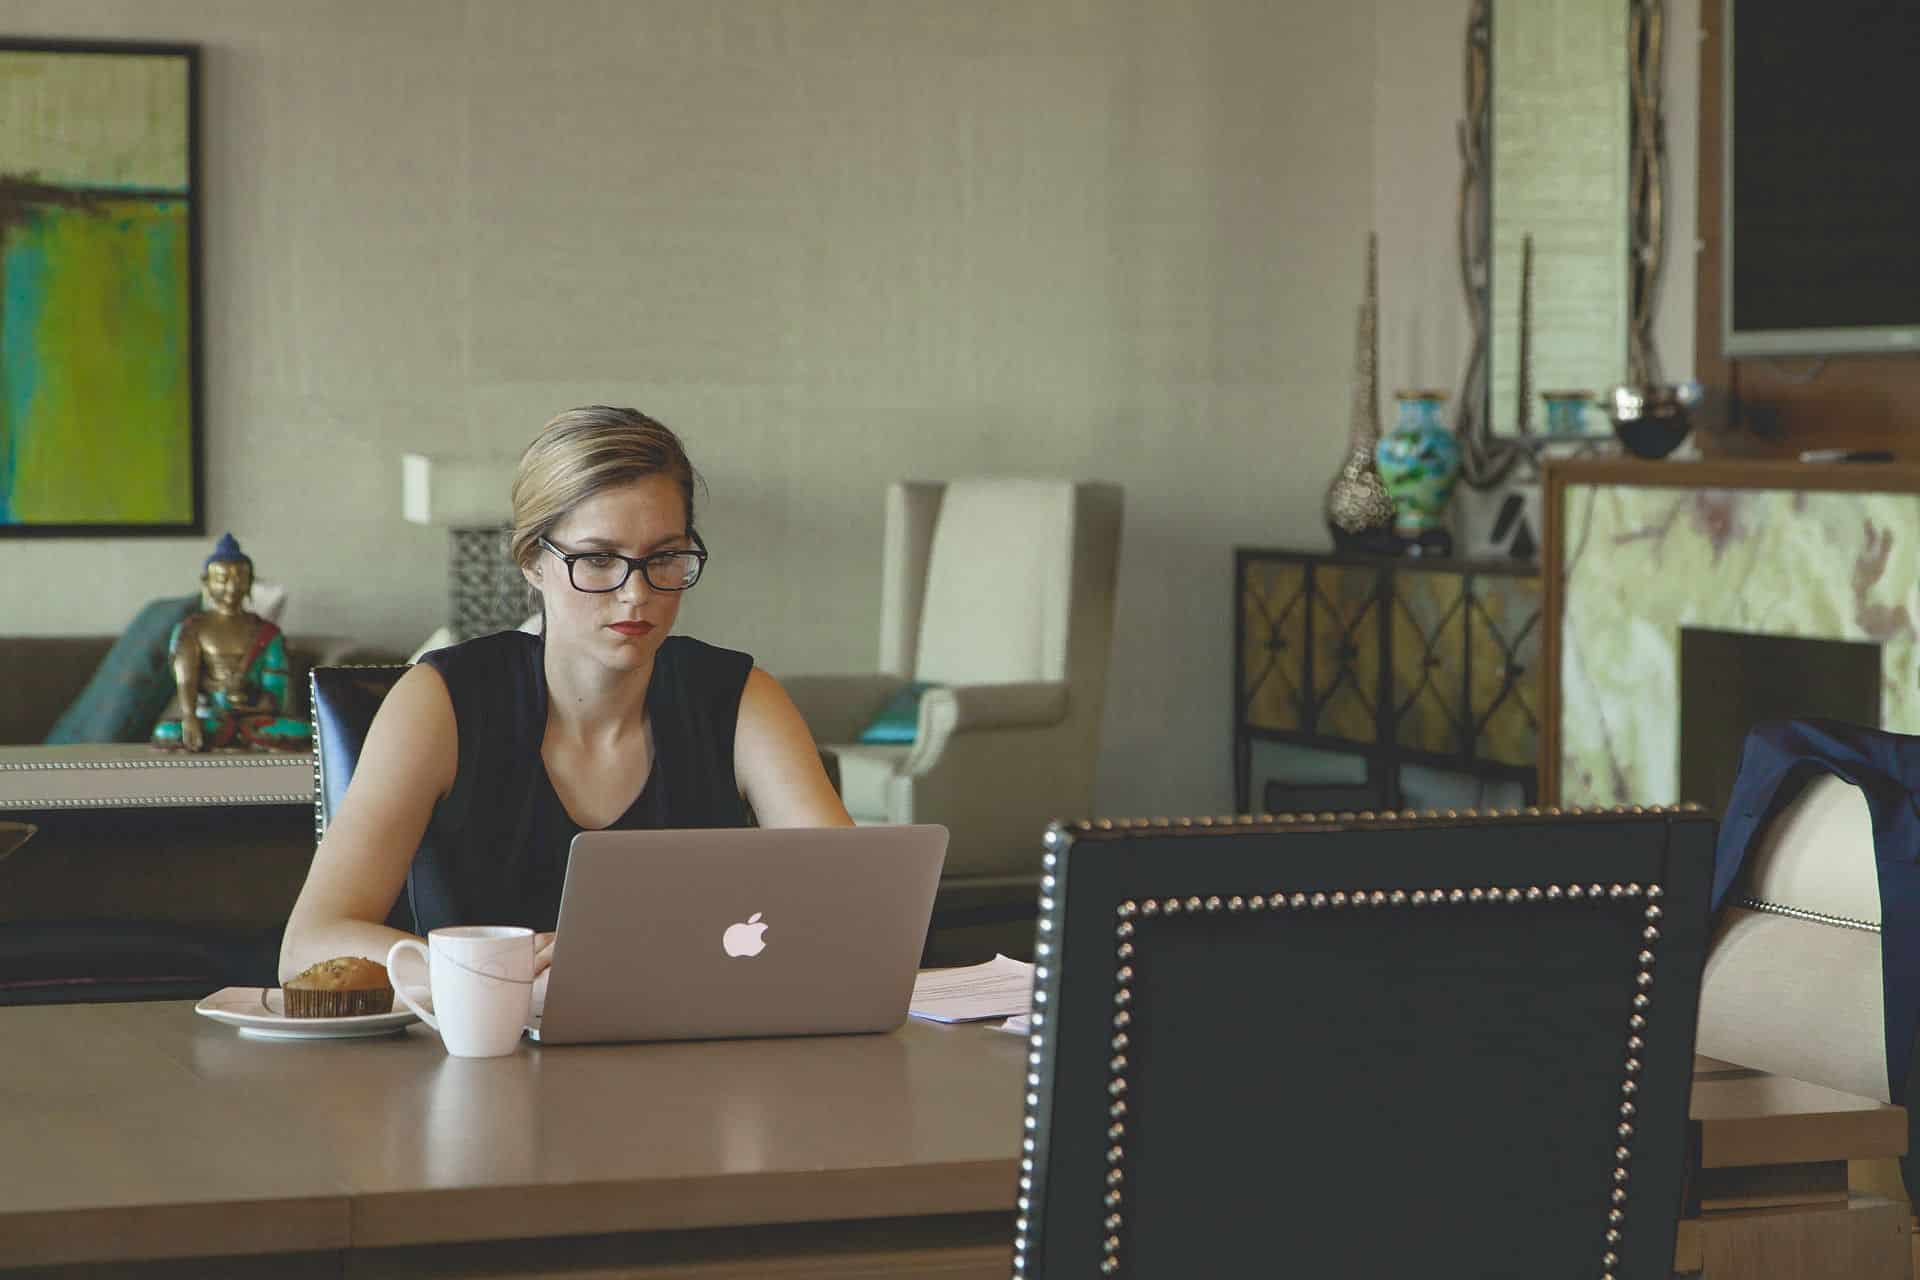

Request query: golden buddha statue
[{"left": 152, "top": 533, "right": 310, "bottom": 752}]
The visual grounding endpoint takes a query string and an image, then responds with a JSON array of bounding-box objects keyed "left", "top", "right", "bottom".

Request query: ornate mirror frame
[{"left": 1454, "top": 0, "right": 1668, "bottom": 489}]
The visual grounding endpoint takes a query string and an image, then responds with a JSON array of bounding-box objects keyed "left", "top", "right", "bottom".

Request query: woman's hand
[{"left": 534, "top": 931, "right": 557, "bottom": 976}]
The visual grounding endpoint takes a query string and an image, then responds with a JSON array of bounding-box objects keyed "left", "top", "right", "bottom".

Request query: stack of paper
[{"left": 909, "top": 953, "right": 1034, "bottom": 1024}]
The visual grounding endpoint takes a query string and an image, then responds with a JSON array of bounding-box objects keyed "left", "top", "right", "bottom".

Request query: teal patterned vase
[{"left": 1375, "top": 392, "right": 1461, "bottom": 547}]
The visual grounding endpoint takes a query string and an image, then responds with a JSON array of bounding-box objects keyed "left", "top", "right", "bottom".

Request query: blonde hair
[{"left": 509, "top": 406, "right": 700, "bottom": 571}]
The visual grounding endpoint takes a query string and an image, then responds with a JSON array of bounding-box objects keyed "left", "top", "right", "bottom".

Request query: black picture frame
[{"left": 0, "top": 37, "right": 203, "bottom": 538}]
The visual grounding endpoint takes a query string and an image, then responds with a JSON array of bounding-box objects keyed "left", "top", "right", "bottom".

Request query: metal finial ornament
[
  {"left": 1515, "top": 232, "right": 1535, "bottom": 434},
  {"left": 1323, "top": 232, "right": 1398, "bottom": 551}
]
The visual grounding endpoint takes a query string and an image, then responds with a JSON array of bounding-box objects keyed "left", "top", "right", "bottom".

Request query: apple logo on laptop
[{"left": 722, "top": 911, "right": 768, "bottom": 958}]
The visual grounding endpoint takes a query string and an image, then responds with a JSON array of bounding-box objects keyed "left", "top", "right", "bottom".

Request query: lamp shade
[{"left": 401, "top": 453, "right": 517, "bottom": 527}]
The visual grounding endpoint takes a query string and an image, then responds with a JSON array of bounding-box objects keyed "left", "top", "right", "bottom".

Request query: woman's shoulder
[
  {"left": 414, "top": 630, "right": 542, "bottom": 725},
  {"left": 659, "top": 634, "right": 754, "bottom": 693},
  {"left": 660, "top": 633, "right": 753, "bottom": 669},
  {"left": 416, "top": 628, "right": 539, "bottom": 681}
]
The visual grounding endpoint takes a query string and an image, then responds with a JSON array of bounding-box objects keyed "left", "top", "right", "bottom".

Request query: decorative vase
[
  {"left": 1542, "top": 390, "right": 1593, "bottom": 437},
  {"left": 1375, "top": 391, "right": 1462, "bottom": 556},
  {"left": 1323, "top": 233, "right": 1399, "bottom": 553}
]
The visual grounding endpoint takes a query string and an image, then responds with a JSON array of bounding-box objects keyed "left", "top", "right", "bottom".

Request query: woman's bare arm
[
  {"left": 733, "top": 668, "right": 854, "bottom": 828},
  {"left": 278, "top": 664, "right": 459, "bottom": 981}
]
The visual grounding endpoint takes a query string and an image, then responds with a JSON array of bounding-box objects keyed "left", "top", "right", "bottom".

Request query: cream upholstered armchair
[{"left": 780, "top": 479, "right": 1123, "bottom": 907}]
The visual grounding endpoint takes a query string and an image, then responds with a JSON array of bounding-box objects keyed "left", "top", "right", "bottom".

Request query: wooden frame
[
  {"left": 1695, "top": 4, "right": 1920, "bottom": 459},
  {"left": 0, "top": 38, "right": 203, "bottom": 537}
]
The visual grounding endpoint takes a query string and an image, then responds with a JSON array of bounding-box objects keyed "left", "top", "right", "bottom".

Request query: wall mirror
[{"left": 1455, "top": 0, "right": 1668, "bottom": 487}]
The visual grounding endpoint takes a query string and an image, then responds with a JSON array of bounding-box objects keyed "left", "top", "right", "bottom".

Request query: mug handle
[{"left": 386, "top": 939, "right": 439, "bottom": 1031}]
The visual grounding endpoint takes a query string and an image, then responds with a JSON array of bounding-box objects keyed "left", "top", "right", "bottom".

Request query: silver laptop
[{"left": 526, "top": 824, "right": 948, "bottom": 1045}]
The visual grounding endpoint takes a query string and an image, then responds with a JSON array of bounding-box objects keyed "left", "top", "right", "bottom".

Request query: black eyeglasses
[{"left": 537, "top": 533, "right": 708, "bottom": 593}]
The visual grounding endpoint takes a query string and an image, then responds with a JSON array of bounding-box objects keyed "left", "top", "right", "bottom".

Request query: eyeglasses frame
[{"left": 536, "top": 531, "right": 709, "bottom": 593}]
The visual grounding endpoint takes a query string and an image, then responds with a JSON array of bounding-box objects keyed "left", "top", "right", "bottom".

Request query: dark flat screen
[{"left": 1728, "top": 0, "right": 1920, "bottom": 343}]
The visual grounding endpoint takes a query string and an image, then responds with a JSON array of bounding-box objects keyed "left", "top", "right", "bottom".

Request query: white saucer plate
[{"left": 194, "top": 986, "right": 419, "bottom": 1040}]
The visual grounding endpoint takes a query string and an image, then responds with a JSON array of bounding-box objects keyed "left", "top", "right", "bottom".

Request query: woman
[{"left": 280, "top": 406, "right": 851, "bottom": 982}]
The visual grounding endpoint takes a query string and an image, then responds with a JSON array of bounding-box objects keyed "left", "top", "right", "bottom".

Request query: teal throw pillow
[
  {"left": 856, "top": 682, "right": 937, "bottom": 745},
  {"left": 44, "top": 596, "right": 202, "bottom": 745}
]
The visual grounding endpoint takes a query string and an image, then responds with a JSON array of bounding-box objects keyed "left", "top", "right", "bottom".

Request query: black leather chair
[
  {"left": 310, "top": 664, "right": 415, "bottom": 932},
  {"left": 1015, "top": 807, "right": 1715, "bottom": 1279}
]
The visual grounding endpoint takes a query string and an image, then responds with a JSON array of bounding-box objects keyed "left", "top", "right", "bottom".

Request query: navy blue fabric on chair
[
  {"left": 1712, "top": 719, "right": 1920, "bottom": 1104},
  {"left": 1712, "top": 717, "right": 1920, "bottom": 1199},
  {"left": 1018, "top": 809, "right": 1715, "bottom": 1279},
  {"left": 310, "top": 665, "right": 415, "bottom": 933}
]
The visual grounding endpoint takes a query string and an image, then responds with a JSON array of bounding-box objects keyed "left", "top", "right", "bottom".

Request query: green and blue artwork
[{"left": 0, "top": 42, "right": 199, "bottom": 534}]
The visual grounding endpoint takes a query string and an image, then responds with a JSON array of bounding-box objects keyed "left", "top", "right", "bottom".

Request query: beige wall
[
  {"left": 0, "top": 1, "right": 1697, "bottom": 816},
  {"left": 0, "top": 0, "right": 1375, "bottom": 817}
]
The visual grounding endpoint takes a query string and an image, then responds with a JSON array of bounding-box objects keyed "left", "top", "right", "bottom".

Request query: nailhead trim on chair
[
  {"left": 0, "top": 756, "right": 303, "bottom": 772},
  {"left": 310, "top": 670, "right": 326, "bottom": 842},
  {"left": 1011, "top": 807, "right": 1693, "bottom": 1279},
  {"left": 1730, "top": 895, "right": 1880, "bottom": 935},
  {"left": 1, "top": 793, "right": 310, "bottom": 811},
  {"left": 1045, "top": 801, "right": 1704, "bottom": 841},
  {"left": 310, "top": 663, "right": 413, "bottom": 843},
  {"left": 0, "top": 753, "right": 313, "bottom": 810}
]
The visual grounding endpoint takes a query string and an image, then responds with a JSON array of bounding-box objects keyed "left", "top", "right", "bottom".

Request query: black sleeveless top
[{"left": 408, "top": 631, "right": 754, "bottom": 933}]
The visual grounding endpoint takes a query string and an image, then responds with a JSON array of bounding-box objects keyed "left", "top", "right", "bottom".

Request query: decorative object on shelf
[
  {"left": 0, "top": 40, "right": 203, "bottom": 537},
  {"left": 1461, "top": 485, "right": 1540, "bottom": 563},
  {"left": 1605, "top": 382, "right": 1701, "bottom": 460},
  {"left": 1376, "top": 391, "right": 1462, "bottom": 557},
  {"left": 152, "top": 533, "right": 311, "bottom": 752},
  {"left": 1542, "top": 390, "right": 1593, "bottom": 437},
  {"left": 1513, "top": 232, "right": 1535, "bottom": 435},
  {"left": 1323, "top": 233, "right": 1399, "bottom": 554}
]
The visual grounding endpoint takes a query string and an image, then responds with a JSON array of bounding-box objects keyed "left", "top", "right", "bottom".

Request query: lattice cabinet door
[
  {"left": 1465, "top": 573, "right": 1543, "bottom": 769},
  {"left": 1237, "top": 550, "right": 1539, "bottom": 814},
  {"left": 1388, "top": 569, "right": 1470, "bottom": 759},
  {"left": 1304, "top": 562, "right": 1387, "bottom": 746},
  {"left": 1240, "top": 557, "right": 1310, "bottom": 734}
]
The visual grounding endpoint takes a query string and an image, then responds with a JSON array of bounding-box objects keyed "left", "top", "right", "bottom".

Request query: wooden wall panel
[{"left": 1696, "top": 3, "right": 1920, "bottom": 459}]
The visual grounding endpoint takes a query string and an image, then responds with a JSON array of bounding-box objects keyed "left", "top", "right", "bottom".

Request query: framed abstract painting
[{"left": 0, "top": 39, "right": 201, "bottom": 537}]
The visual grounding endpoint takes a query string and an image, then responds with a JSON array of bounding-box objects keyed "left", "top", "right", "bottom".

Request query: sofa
[
  {"left": 0, "top": 636, "right": 119, "bottom": 746},
  {"left": 0, "top": 633, "right": 390, "bottom": 746}
]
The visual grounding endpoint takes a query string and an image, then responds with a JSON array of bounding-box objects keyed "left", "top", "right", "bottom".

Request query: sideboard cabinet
[{"left": 1235, "top": 549, "right": 1542, "bottom": 814}]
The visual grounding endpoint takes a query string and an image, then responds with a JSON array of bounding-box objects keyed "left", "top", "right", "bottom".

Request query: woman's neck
[{"left": 541, "top": 639, "right": 654, "bottom": 745}]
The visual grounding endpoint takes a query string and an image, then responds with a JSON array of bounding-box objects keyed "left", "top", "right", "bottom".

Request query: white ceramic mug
[{"left": 387, "top": 926, "right": 535, "bottom": 1058}]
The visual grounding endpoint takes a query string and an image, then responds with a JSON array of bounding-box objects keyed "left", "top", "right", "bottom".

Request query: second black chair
[
  {"left": 309, "top": 664, "right": 414, "bottom": 932},
  {"left": 1016, "top": 807, "right": 1715, "bottom": 1279}
]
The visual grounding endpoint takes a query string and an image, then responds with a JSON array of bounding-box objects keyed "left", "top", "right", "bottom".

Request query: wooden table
[
  {"left": 0, "top": 1000, "right": 1026, "bottom": 1278},
  {"left": 1682, "top": 1057, "right": 1911, "bottom": 1279},
  {"left": 0, "top": 1004, "right": 1908, "bottom": 1278}
]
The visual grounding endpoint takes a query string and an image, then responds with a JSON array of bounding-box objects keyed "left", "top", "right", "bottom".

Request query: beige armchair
[{"left": 780, "top": 479, "right": 1123, "bottom": 907}]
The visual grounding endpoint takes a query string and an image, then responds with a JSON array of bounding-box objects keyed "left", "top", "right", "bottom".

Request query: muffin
[{"left": 283, "top": 956, "right": 395, "bottom": 1018}]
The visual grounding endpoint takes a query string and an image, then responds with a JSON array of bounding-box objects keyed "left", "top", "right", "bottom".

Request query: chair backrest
[
  {"left": 1018, "top": 809, "right": 1715, "bottom": 1279},
  {"left": 880, "top": 479, "right": 1121, "bottom": 690},
  {"left": 1699, "top": 772, "right": 1887, "bottom": 1100},
  {"left": 310, "top": 665, "right": 413, "bottom": 930}
]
